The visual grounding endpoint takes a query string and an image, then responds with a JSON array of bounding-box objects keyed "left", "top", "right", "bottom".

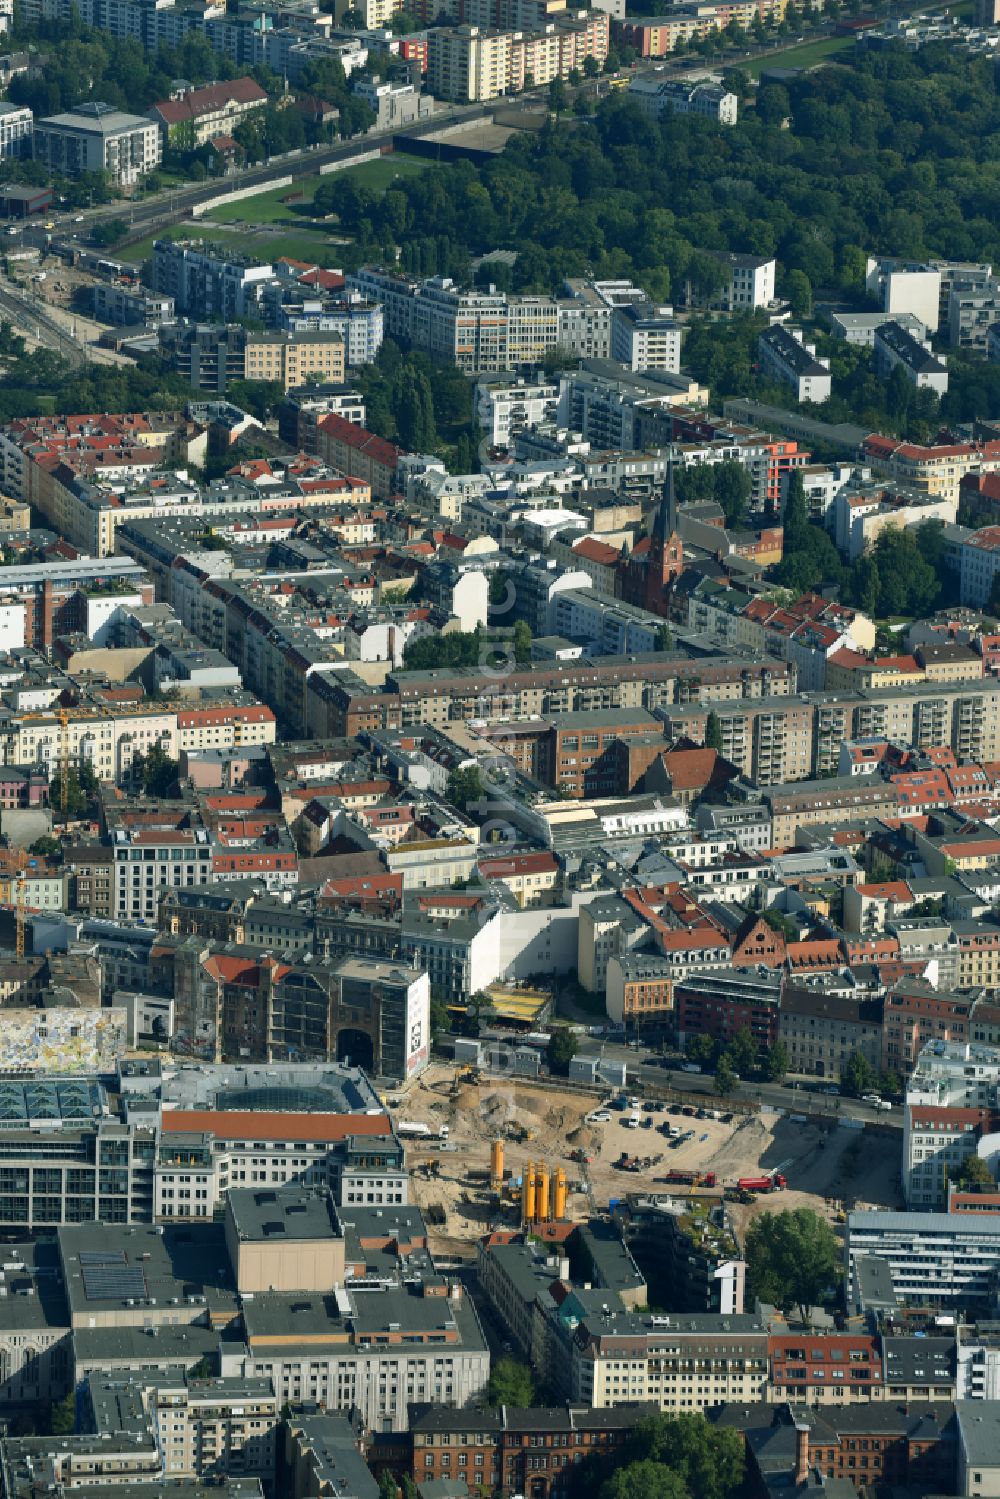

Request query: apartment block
[
  {"left": 779, "top": 986, "right": 884, "bottom": 1083},
  {"left": 34, "top": 100, "right": 161, "bottom": 184},
  {"left": 710, "top": 251, "right": 776, "bottom": 311},
  {"left": 628, "top": 73, "right": 737, "bottom": 123},
  {"left": 425, "top": 10, "right": 607, "bottom": 100},
  {"left": 663, "top": 681, "right": 1000, "bottom": 784},
  {"left": 883, "top": 979, "right": 972, "bottom": 1074},
  {"left": 610, "top": 299, "right": 682, "bottom": 373},
  {"left": 874, "top": 319, "right": 949, "bottom": 395},
  {"left": 571, "top": 1306, "right": 769, "bottom": 1412},
  {"left": 152, "top": 239, "right": 274, "bottom": 322},
  {"left": 758, "top": 324, "right": 832, "bottom": 403}
]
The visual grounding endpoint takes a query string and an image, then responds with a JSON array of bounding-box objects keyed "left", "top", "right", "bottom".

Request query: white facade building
[
  {"left": 866, "top": 257, "right": 942, "bottom": 333},
  {"left": 34, "top": 100, "right": 160, "bottom": 184},
  {"left": 610, "top": 300, "right": 682, "bottom": 373},
  {"left": 475, "top": 376, "right": 560, "bottom": 446},
  {"left": 758, "top": 324, "right": 832, "bottom": 403},
  {"left": 874, "top": 319, "right": 949, "bottom": 395},
  {"left": 628, "top": 73, "right": 737, "bottom": 123},
  {"left": 0, "top": 100, "right": 32, "bottom": 157}
]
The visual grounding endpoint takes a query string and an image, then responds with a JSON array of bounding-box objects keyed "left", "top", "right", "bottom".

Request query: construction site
[{"left": 395, "top": 1062, "right": 904, "bottom": 1260}]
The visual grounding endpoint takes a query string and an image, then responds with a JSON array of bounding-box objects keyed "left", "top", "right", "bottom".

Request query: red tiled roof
[
  {"left": 856, "top": 881, "right": 913, "bottom": 901},
  {"left": 318, "top": 412, "right": 401, "bottom": 469},
  {"left": 661, "top": 747, "right": 722, "bottom": 791},
  {"left": 478, "top": 852, "right": 558, "bottom": 877},
  {"left": 152, "top": 77, "right": 267, "bottom": 126},
  {"left": 161, "top": 1110, "right": 390, "bottom": 1141},
  {"left": 829, "top": 647, "right": 869, "bottom": 670},
  {"left": 572, "top": 536, "right": 621, "bottom": 566}
]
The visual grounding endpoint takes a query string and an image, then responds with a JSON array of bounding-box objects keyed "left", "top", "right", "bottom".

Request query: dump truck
[
  {"left": 736, "top": 1173, "right": 787, "bottom": 1193},
  {"left": 664, "top": 1168, "right": 718, "bottom": 1187}
]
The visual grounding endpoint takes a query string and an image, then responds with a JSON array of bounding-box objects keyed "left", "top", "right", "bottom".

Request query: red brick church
[{"left": 617, "top": 462, "right": 684, "bottom": 617}]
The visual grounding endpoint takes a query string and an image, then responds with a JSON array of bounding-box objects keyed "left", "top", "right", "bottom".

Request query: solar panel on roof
[
  {"left": 79, "top": 1250, "right": 127, "bottom": 1266},
  {"left": 81, "top": 1263, "right": 146, "bottom": 1301}
]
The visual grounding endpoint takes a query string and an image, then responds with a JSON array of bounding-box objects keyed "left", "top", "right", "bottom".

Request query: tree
[
  {"left": 227, "top": 379, "right": 283, "bottom": 422},
  {"left": 952, "top": 1154, "right": 994, "bottom": 1189},
  {"left": 765, "top": 1040, "right": 790, "bottom": 1082},
  {"left": 655, "top": 623, "right": 673, "bottom": 651},
  {"left": 842, "top": 1049, "right": 877, "bottom": 1099},
  {"left": 486, "top": 1356, "right": 535, "bottom": 1406},
  {"left": 583, "top": 54, "right": 600, "bottom": 77},
  {"left": 379, "top": 1473, "right": 399, "bottom": 1499},
  {"left": 547, "top": 1028, "right": 578, "bottom": 1076},
  {"left": 429, "top": 997, "right": 451, "bottom": 1039},
  {"left": 714, "top": 1056, "right": 737, "bottom": 1096},
  {"left": 513, "top": 619, "right": 532, "bottom": 665},
  {"left": 726, "top": 1026, "right": 757, "bottom": 1078},
  {"left": 29, "top": 835, "right": 62, "bottom": 861},
  {"left": 138, "top": 742, "right": 180, "bottom": 798},
  {"left": 879, "top": 1069, "right": 901, "bottom": 1100},
  {"left": 618, "top": 1413, "right": 745, "bottom": 1499},
  {"left": 745, "top": 1207, "right": 841, "bottom": 1323},
  {"left": 601, "top": 1462, "right": 687, "bottom": 1499},
  {"left": 686, "top": 1032, "right": 715, "bottom": 1066},
  {"left": 785, "top": 268, "right": 813, "bottom": 319},
  {"left": 549, "top": 77, "right": 568, "bottom": 114},
  {"left": 705, "top": 711, "right": 724, "bottom": 753},
  {"left": 713, "top": 461, "right": 752, "bottom": 529},
  {"left": 49, "top": 769, "right": 89, "bottom": 819},
  {"left": 761, "top": 909, "right": 797, "bottom": 940},
  {"left": 50, "top": 1392, "right": 75, "bottom": 1434},
  {"left": 91, "top": 217, "right": 127, "bottom": 248},
  {"left": 446, "top": 765, "right": 485, "bottom": 814}
]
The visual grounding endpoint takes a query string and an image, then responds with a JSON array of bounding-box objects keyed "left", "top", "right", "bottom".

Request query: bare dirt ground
[{"left": 395, "top": 1064, "right": 904, "bottom": 1259}]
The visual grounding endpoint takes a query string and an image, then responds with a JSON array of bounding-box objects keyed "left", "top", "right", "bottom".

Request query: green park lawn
[
  {"left": 747, "top": 33, "right": 855, "bottom": 78},
  {"left": 205, "top": 153, "right": 431, "bottom": 225},
  {"left": 123, "top": 154, "right": 432, "bottom": 263}
]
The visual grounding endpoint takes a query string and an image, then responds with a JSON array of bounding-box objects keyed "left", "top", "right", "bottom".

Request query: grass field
[
  {"left": 123, "top": 219, "right": 348, "bottom": 267},
  {"left": 121, "top": 153, "right": 434, "bottom": 262},
  {"left": 205, "top": 153, "right": 431, "bottom": 225},
  {"left": 747, "top": 33, "right": 854, "bottom": 77}
]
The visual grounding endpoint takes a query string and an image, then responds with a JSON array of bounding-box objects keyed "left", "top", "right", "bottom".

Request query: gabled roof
[{"left": 151, "top": 77, "right": 267, "bottom": 126}]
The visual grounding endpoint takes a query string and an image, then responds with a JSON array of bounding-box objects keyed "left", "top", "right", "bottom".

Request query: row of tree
[{"left": 355, "top": 340, "right": 481, "bottom": 471}]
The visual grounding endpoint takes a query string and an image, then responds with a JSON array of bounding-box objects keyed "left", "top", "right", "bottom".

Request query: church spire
[{"left": 653, "top": 452, "right": 677, "bottom": 546}]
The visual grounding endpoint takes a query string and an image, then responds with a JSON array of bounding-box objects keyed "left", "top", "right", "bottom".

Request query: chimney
[{"left": 794, "top": 1421, "right": 810, "bottom": 1487}]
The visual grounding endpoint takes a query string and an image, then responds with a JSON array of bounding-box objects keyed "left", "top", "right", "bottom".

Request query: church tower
[{"left": 644, "top": 458, "right": 684, "bottom": 614}]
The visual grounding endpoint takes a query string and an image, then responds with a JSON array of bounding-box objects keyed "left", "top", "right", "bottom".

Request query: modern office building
[{"left": 847, "top": 1210, "right": 1000, "bottom": 1313}]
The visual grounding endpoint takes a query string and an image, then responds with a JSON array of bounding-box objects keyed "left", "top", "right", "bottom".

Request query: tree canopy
[
  {"left": 486, "top": 1357, "right": 535, "bottom": 1406},
  {"left": 745, "top": 1207, "right": 841, "bottom": 1322},
  {"left": 547, "top": 1029, "right": 578, "bottom": 1076},
  {"left": 603, "top": 1413, "right": 746, "bottom": 1499}
]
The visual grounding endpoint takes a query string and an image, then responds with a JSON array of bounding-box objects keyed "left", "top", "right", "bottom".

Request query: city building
[
  {"left": 627, "top": 72, "right": 737, "bottom": 123},
  {"left": 160, "top": 323, "right": 347, "bottom": 393},
  {"left": 758, "top": 325, "right": 832, "bottom": 404},
  {"left": 0, "top": 100, "right": 32, "bottom": 158},
  {"left": 873, "top": 319, "right": 949, "bottom": 395},
  {"left": 148, "top": 77, "right": 268, "bottom": 147},
  {"left": 33, "top": 101, "right": 161, "bottom": 184}
]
